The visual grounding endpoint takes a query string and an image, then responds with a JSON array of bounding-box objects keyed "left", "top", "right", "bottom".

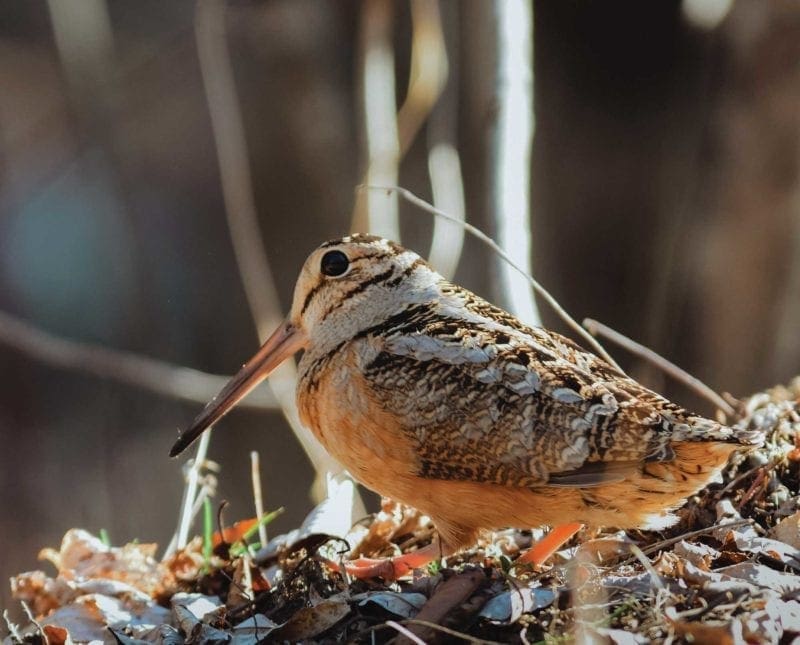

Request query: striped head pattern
[{"left": 290, "top": 234, "right": 440, "bottom": 363}]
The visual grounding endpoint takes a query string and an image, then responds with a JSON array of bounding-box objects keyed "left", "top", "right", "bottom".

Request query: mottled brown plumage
[{"left": 171, "top": 234, "right": 763, "bottom": 576}]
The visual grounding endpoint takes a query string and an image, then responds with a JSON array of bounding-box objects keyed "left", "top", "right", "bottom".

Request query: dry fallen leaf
[
  {"left": 348, "top": 499, "right": 428, "bottom": 560},
  {"left": 41, "top": 593, "right": 170, "bottom": 643},
  {"left": 771, "top": 511, "right": 800, "bottom": 549},
  {"left": 9, "top": 530, "right": 179, "bottom": 644},
  {"left": 37, "top": 529, "right": 172, "bottom": 597},
  {"left": 668, "top": 617, "right": 740, "bottom": 645},
  {"left": 270, "top": 591, "right": 350, "bottom": 641},
  {"left": 673, "top": 539, "right": 720, "bottom": 570},
  {"left": 41, "top": 624, "right": 72, "bottom": 645}
]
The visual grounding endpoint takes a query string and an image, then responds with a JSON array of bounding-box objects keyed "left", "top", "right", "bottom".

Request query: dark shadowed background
[{"left": 1, "top": 0, "right": 799, "bottom": 614}]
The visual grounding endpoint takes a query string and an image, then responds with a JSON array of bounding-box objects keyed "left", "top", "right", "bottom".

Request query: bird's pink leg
[
  {"left": 516, "top": 522, "right": 584, "bottom": 566},
  {"left": 326, "top": 541, "right": 445, "bottom": 580}
]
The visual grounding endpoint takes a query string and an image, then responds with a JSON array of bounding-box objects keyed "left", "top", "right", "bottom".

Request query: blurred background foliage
[{"left": 1, "top": 0, "right": 800, "bottom": 613}]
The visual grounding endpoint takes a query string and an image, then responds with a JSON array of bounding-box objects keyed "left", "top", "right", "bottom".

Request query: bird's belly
[{"left": 297, "top": 353, "right": 422, "bottom": 502}]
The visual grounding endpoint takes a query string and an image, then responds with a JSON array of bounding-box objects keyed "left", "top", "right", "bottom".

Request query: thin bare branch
[
  {"left": 360, "top": 184, "right": 624, "bottom": 371},
  {"left": 0, "top": 310, "right": 278, "bottom": 410},
  {"left": 718, "top": 457, "right": 781, "bottom": 496},
  {"left": 583, "top": 318, "right": 736, "bottom": 418},
  {"left": 195, "top": 0, "right": 339, "bottom": 492},
  {"left": 195, "top": 0, "right": 283, "bottom": 341}
]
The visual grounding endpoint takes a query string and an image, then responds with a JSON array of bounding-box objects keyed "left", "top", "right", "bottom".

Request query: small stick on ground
[
  {"left": 164, "top": 451, "right": 217, "bottom": 558},
  {"left": 385, "top": 620, "right": 427, "bottom": 645},
  {"left": 401, "top": 618, "right": 502, "bottom": 644},
  {"left": 3, "top": 610, "right": 23, "bottom": 642},
  {"left": 719, "top": 457, "right": 781, "bottom": 496},
  {"left": 251, "top": 451, "right": 268, "bottom": 548},
  {"left": 20, "top": 601, "right": 48, "bottom": 645},
  {"left": 397, "top": 569, "right": 487, "bottom": 643},
  {"left": 615, "top": 520, "right": 751, "bottom": 570},
  {"left": 737, "top": 468, "right": 768, "bottom": 510},
  {"left": 175, "top": 431, "right": 213, "bottom": 551}
]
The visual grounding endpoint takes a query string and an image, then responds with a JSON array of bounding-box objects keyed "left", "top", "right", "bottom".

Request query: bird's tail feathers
[{"left": 666, "top": 413, "right": 765, "bottom": 447}]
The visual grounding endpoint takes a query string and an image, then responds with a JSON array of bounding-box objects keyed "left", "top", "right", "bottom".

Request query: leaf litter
[{"left": 4, "top": 378, "right": 800, "bottom": 644}]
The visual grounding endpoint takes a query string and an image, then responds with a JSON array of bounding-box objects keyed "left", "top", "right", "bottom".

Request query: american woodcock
[{"left": 171, "top": 234, "right": 763, "bottom": 578}]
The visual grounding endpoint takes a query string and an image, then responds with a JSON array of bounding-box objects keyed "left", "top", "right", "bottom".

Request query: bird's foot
[
  {"left": 326, "top": 542, "right": 442, "bottom": 580},
  {"left": 341, "top": 556, "right": 418, "bottom": 580},
  {"left": 324, "top": 524, "right": 583, "bottom": 578},
  {"left": 516, "top": 522, "right": 584, "bottom": 566}
]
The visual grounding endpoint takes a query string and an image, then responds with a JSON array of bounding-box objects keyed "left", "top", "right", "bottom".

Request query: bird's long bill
[{"left": 169, "top": 320, "right": 307, "bottom": 457}]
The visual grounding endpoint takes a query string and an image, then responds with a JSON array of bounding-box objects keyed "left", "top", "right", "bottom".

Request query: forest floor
[{"left": 5, "top": 379, "right": 800, "bottom": 644}]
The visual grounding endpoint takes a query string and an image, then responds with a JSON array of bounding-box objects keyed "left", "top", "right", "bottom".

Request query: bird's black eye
[{"left": 320, "top": 250, "right": 350, "bottom": 277}]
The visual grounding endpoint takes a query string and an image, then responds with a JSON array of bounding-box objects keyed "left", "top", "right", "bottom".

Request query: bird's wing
[{"left": 359, "top": 295, "right": 725, "bottom": 488}]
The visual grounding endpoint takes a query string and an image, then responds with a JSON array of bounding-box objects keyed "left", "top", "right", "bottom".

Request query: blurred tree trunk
[
  {"left": 532, "top": 0, "right": 712, "bottom": 397},
  {"left": 532, "top": 0, "right": 800, "bottom": 409},
  {"left": 694, "top": 0, "right": 800, "bottom": 396}
]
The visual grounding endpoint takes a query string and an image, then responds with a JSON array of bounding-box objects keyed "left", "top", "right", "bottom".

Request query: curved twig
[
  {"left": 583, "top": 318, "right": 736, "bottom": 418},
  {"left": 360, "top": 184, "right": 624, "bottom": 371},
  {"left": 195, "top": 0, "right": 339, "bottom": 490},
  {"left": 0, "top": 310, "right": 278, "bottom": 410}
]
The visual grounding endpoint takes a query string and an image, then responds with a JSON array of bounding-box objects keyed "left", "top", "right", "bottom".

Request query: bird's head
[
  {"left": 169, "top": 234, "right": 438, "bottom": 457},
  {"left": 288, "top": 234, "right": 438, "bottom": 356}
]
